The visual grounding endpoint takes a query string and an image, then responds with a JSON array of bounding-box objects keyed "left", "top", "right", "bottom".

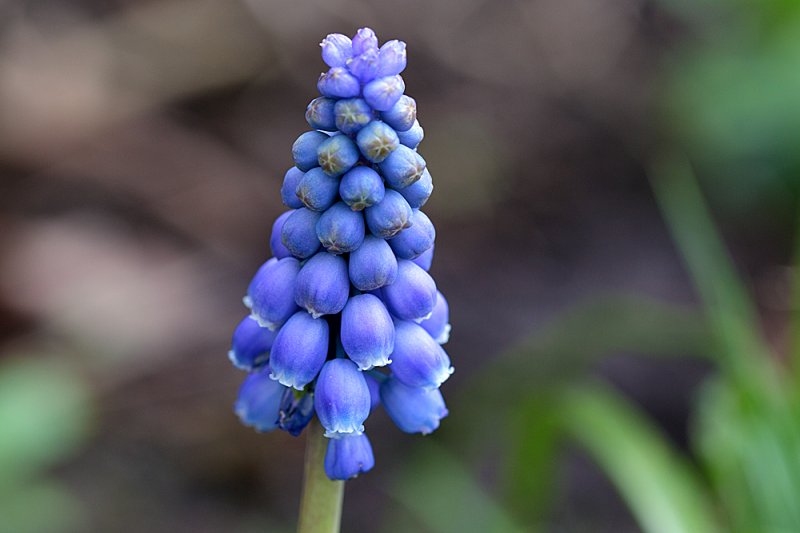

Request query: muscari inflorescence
[{"left": 229, "top": 27, "right": 452, "bottom": 481}]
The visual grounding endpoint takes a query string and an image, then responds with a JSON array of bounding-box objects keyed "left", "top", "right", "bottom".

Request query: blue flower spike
[{"left": 228, "top": 27, "right": 453, "bottom": 481}]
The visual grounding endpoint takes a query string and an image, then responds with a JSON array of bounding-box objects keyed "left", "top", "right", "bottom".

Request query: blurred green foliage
[{"left": 0, "top": 357, "right": 92, "bottom": 533}]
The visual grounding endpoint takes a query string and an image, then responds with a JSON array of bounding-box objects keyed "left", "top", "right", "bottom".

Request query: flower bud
[
  {"left": 320, "top": 33, "right": 352, "bottom": 67},
  {"left": 365, "top": 189, "right": 412, "bottom": 238},
  {"left": 278, "top": 388, "right": 315, "bottom": 436},
  {"left": 380, "top": 95, "right": 416, "bottom": 132},
  {"left": 339, "top": 166, "right": 385, "bottom": 211},
  {"left": 245, "top": 257, "right": 301, "bottom": 330},
  {"left": 412, "top": 244, "right": 434, "bottom": 271},
  {"left": 281, "top": 208, "right": 322, "bottom": 259},
  {"left": 334, "top": 98, "right": 374, "bottom": 135},
  {"left": 420, "top": 290, "right": 450, "bottom": 344},
  {"left": 388, "top": 210, "right": 435, "bottom": 259},
  {"left": 376, "top": 40, "right": 407, "bottom": 78},
  {"left": 296, "top": 167, "right": 339, "bottom": 212},
  {"left": 382, "top": 260, "right": 437, "bottom": 321},
  {"left": 380, "top": 377, "right": 448, "bottom": 434},
  {"left": 306, "top": 97, "right": 337, "bottom": 131},
  {"left": 294, "top": 252, "right": 350, "bottom": 318},
  {"left": 317, "top": 67, "right": 360, "bottom": 98},
  {"left": 351, "top": 27, "right": 378, "bottom": 56},
  {"left": 347, "top": 49, "right": 380, "bottom": 83},
  {"left": 324, "top": 433, "right": 375, "bottom": 480},
  {"left": 341, "top": 294, "right": 394, "bottom": 370},
  {"left": 356, "top": 121, "right": 399, "bottom": 163},
  {"left": 281, "top": 167, "right": 305, "bottom": 209},
  {"left": 235, "top": 368, "right": 286, "bottom": 432},
  {"left": 292, "top": 131, "right": 328, "bottom": 171},
  {"left": 397, "top": 119, "right": 424, "bottom": 149},
  {"left": 379, "top": 145, "right": 426, "bottom": 189},
  {"left": 363, "top": 75, "right": 405, "bottom": 111},
  {"left": 348, "top": 235, "right": 398, "bottom": 291},
  {"left": 317, "top": 134, "right": 360, "bottom": 177},
  {"left": 316, "top": 202, "right": 365, "bottom": 254},
  {"left": 269, "top": 310, "right": 329, "bottom": 390},
  {"left": 270, "top": 210, "right": 293, "bottom": 259},
  {"left": 396, "top": 168, "right": 433, "bottom": 208},
  {"left": 314, "top": 358, "right": 371, "bottom": 437},
  {"left": 229, "top": 316, "right": 276, "bottom": 371},
  {"left": 389, "top": 320, "right": 453, "bottom": 389}
]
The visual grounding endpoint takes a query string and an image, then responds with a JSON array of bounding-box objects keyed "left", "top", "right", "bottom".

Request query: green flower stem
[{"left": 297, "top": 420, "right": 344, "bottom": 533}]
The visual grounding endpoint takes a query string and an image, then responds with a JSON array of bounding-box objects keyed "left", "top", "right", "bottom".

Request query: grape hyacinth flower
[{"left": 228, "top": 29, "right": 453, "bottom": 496}]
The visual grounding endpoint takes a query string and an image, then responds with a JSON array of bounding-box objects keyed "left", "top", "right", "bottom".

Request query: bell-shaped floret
[
  {"left": 314, "top": 358, "right": 371, "bottom": 437},
  {"left": 320, "top": 33, "right": 352, "bottom": 68},
  {"left": 379, "top": 145, "right": 426, "bottom": 189},
  {"left": 388, "top": 320, "right": 453, "bottom": 389},
  {"left": 351, "top": 28, "right": 378, "bottom": 56},
  {"left": 234, "top": 368, "right": 286, "bottom": 432},
  {"left": 356, "top": 121, "right": 399, "bottom": 163},
  {"left": 376, "top": 40, "right": 407, "bottom": 78},
  {"left": 339, "top": 166, "right": 385, "bottom": 211},
  {"left": 348, "top": 235, "right": 398, "bottom": 291},
  {"left": 324, "top": 433, "right": 375, "bottom": 480},
  {"left": 245, "top": 257, "right": 301, "bottom": 330},
  {"left": 306, "top": 97, "right": 337, "bottom": 131},
  {"left": 229, "top": 316, "right": 276, "bottom": 371},
  {"left": 296, "top": 167, "right": 339, "bottom": 212},
  {"left": 380, "top": 377, "right": 448, "bottom": 434},
  {"left": 341, "top": 294, "right": 395, "bottom": 370},
  {"left": 365, "top": 189, "right": 412, "bottom": 238},
  {"left": 281, "top": 208, "right": 322, "bottom": 259},
  {"left": 317, "top": 67, "right": 360, "bottom": 98},
  {"left": 269, "top": 311, "right": 329, "bottom": 390},
  {"left": 395, "top": 168, "right": 432, "bottom": 209},
  {"left": 388, "top": 210, "right": 435, "bottom": 259},
  {"left": 381, "top": 260, "right": 437, "bottom": 321},
  {"left": 294, "top": 252, "right": 350, "bottom": 318},
  {"left": 317, "top": 134, "right": 360, "bottom": 177},
  {"left": 363, "top": 75, "right": 405, "bottom": 111},
  {"left": 334, "top": 98, "right": 373, "bottom": 135},
  {"left": 316, "top": 202, "right": 365, "bottom": 254},
  {"left": 292, "top": 131, "right": 328, "bottom": 171},
  {"left": 380, "top": 94, "right": 415, "bottom": 132}
]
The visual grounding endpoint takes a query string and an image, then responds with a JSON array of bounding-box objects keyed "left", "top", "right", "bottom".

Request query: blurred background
[{"left": 2, "top": 0, "right": 800, "bottom": 532}]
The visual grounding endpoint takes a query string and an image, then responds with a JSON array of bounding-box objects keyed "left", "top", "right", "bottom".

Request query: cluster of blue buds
[{"left": 229, "top": 28, "right": 452, "bottom": 481}]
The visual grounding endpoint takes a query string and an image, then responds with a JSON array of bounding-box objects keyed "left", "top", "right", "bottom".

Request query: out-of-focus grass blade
[
  {"left": 561, "top": 382, "right": 720, "bottom": 533},
  {"left": 385, "top": 442, "right": 527, "bottom": 533},
  {"left": 695, "top": 379, "right": 800, "bottom": 532},
  {"left": 649, "top": 154, "right": 773, "bottom": 383},
  {"left": 505, "top": 393, "right": 562, "bottom": 528},
  {"left": 0, "top": 357, "right": 92, "bottom": 489},
  {"left": 449, "top": 295, "right": 714, "bottom": 447}
]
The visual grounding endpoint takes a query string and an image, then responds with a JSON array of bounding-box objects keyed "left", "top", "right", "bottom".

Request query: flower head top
[{"left": 229, "top": 28, "right": 451, "bottom": 480}]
